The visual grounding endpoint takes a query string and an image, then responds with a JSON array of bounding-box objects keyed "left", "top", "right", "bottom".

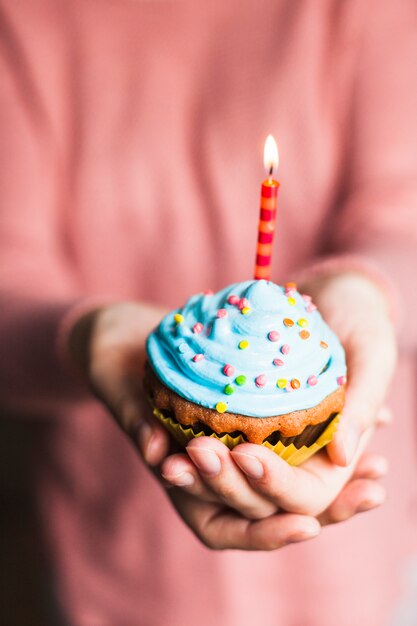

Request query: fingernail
[
  {"left": 287, "top": 528, "right": 320, "bottom": 543},
  {"left": 356, "top": 494, "right": 386, "bottom": 513},
  {"left": 187, "top": 447, "right": 221, "bottom": 476},
  {"left": 164, "top": 471, "right": 195, "bottom": 487},
  {"left": 231, "top": 451, "right": 264, "bottom": 479}
]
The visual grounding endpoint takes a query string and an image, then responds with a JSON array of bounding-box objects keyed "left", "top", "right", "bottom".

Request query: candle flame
[{"left": 263, "top": 134, "right": 279, "bottom": 177}]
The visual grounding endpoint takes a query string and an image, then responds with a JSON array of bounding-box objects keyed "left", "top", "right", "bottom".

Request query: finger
[
  {"left": 161, "top": 453, "right": 219, "bottom": 502},
  {"left": 318, "top": 478, "right": 386, "bottom": 526},
  {"left": 122, "top": 397, "right": 170, "bottom": 465},
  {"left": 173, "top": 491, "right": 320, "bottom": 550},
  {"left": 230, "top": 429, "right": 373, "bottom": 516},
  {"left": 186, "top": 437, "right": 277, "bottom": 520},
  {"left": 353, "top": 453, "right": 388, "bottom": 479},
  {"left": 327, "top": 328, "right": 396, "bottom": 467}
]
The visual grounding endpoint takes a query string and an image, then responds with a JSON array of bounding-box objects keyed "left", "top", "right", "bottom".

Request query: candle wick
[{"left": 268, "top": 164, "right": 274, "bottom": 179}]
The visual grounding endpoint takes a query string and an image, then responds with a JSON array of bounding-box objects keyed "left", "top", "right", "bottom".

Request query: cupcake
[{"left": 144, "top": 279, "right": 346, "bottom": 465}]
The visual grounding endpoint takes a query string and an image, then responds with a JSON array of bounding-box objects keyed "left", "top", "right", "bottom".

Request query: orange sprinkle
[
  {"left": 291, "top": 379, "right": 301, "bottom": 389},
  {"left": 283, "top": 318, "right": 294, "bottom": 327},
  {"left": 320, "top": 340, "right": 329, "bottom": 349},
  {"left": 299, "top": 330, "right": 310, "bottom": 340},
  {"left": 285, "top": 282, "right": 297, "bottom": 290}
]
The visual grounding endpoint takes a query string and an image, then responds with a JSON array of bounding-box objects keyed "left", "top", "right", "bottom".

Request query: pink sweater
[{"left": 1, "top": 1, "right": 417, "bottom": 625}]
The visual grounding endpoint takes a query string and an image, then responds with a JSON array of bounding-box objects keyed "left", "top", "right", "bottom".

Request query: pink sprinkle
[
  {"left": 281, "top": 344, "right": 290, "bottom": 355},
  {"left": 223, "top": 364, "right": 235, "bottom": 377},
  {"left": 238, "top": 297, "right": 250, "bottom": 310},
  {"left": 285, "top": 383, "right": 294, "bottom": 392},
  {"left": 193, "top": 354, "right": 204, "bottom": 362},
  {"left": 228, "top": 294, "right": 239, "bottom": 305},
  {"left": 307, "top": 375, "right": 318, "bottom": 386},
  {"left": 285, "top": 288, "right": 296, "bottom": 297},
  {"left": 268, "top": 330, "right": 280, "bottom": 342},
  {"left": 273, "top": 358, "right": 284, "bottom": 366},
  {"left": 255, "top": 374, "right": 267, "bottom": 388},
  {"left": 217, "top": 308, "right": 227, "bottom": 318},
  {"left": 193, "top": 322, "right": 203, "bottom": 334},
  {"left": 306, "top": 303, "right": 317, "bottom": 313},
  {"left": 337, "top": 375, "right": 347, "bottom": 386},
  {"left": 203, "top": 289, "right": 214, "bottom": 295},
  {"left": 302, "top": 294, "right": 312, "bottom": 303}
]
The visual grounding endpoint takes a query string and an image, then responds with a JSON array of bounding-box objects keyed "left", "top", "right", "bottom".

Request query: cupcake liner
[{"left": 151, "top": 406, "right": 340, "bottom": 466}]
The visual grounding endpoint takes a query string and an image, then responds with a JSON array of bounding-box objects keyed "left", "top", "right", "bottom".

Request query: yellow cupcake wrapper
[{"left": 152, "top": 406, "right": 340, "bottom": 466}]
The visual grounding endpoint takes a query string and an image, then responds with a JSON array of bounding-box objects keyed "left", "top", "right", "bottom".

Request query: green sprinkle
[
  {"left": 235, "top": 375, "right": 247, "bottom": 386},
  {"left": 224, "top": 384, "right": 235, "bottom": 395}
]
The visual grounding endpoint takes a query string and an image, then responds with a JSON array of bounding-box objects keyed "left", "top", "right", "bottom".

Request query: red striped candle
[{"left": 254, "top": 135, "right": 280, "bottom": 280}]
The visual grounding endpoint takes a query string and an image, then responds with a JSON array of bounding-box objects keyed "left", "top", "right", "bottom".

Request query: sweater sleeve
[
  {"left": 303, "top": 0, "right": 417, "bottom": 349},
  {"left": 0, "top": 45, "right": 94, "bottom": 415}
]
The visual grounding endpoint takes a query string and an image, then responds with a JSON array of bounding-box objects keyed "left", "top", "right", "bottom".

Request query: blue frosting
[{"left": 146, "top": 280, "right": 346, "bottom": 417}]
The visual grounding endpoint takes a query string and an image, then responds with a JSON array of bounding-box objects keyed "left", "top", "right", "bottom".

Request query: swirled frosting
[{"left": 146, "top": 280, "right": 346, "bottom": 417}]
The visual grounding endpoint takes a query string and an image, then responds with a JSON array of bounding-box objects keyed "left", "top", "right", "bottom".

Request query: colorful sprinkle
[
  {"left": 223, "top": 364, "right": 235, "bottom": 377},
  {"left": 174, "top": 313, "right": 184, "bottom": 324},
  {"left": 307, "top": 375, "right": 318, "bottom": 386},
  {"left": 302, "top": 294, "right": 312, "bottom": 303},
  {"left": 273, "top": 358, "right": 284, "bottom": 366},
  {"left": 235, "top": 375, "right": 247, "bottom": 386},
  {"left": 255, "top": 374, "right": 267, "bottom": 388},
  {"left": 178, "top": 343, "right": 188, "bottom": 353},
  {"left": 192, "top": 354, "right": 204, "bottom": 362},
  {"left": 281, "top": 344, "right": 290, "bottom": 355},
  {"left": 238, "top": 298, "right": 250, "bottom": 310},
  {"left": 193, "top": 322, "right": 203, "bottom": 334},
  {"left": 287, "top": 297, "right": 296, "bottom": 306},
  {"left": 291, "top": 378, "right": 301, "bottom": 389},
  {"left": 337, "top": 375, "right": 347, "bottom": 386},
  {"left": 241, "top": 307, "right": 251, "bottom": 315},
  {"left": 217, "top": 308, "right": 227, "bottom": 318},
  {"left": 285, "top": 282, "right": 297, "bottom": 290},
  {"left": 277, "top": 378, "right": 288, "bottom": 389},
  {"left": 283, "top": 318, "right": 294, "bottom": 327},
  {"left": 239, "top": 340, "right": 249, "bottom": 350},
  {"left": 216, "top": 402, "right": 227, "bottom": 413},
  {"left": 268, "top": 330, "right": 280, "bottom": 342},
  {"left": 285, "top": 383, "right": 294, "bottom": 392},
  {"left": 224, "top": 384, "right": 235, "bottom": 395},
  {"left": 320, "top": 340, "right": 329, "bottom": 349},
  {"left": 299, "top": 330, "right": 310, "bottom": 340},
  {"left": 306, "top": 303, "right": 317, "bottom": 313},
  {"left": 228, "top": 294, "right": 239, "bottom": 305},
  {"left": 203, "top": 289, "right": 214, "bottom": 295},
  {"left": 297, "top": 318, "right": 308, "bottom": 327}
]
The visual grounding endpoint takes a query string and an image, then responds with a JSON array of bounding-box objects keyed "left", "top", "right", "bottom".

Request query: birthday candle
[{"left": 254, "top": 135, "right": 280, "bottom": 280}]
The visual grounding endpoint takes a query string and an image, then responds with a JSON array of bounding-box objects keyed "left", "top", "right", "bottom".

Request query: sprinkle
[
  {"left": 203, "top": 289, "right": 214, "bottom": 295},
  {"left": 216, "top": 402, "right": 227, "bottom": 413},
  {"left": 239, "top": 340, "right": 249, "bottom": 350},
  {"left": 178, "top": 343, "right": 188, "bottom": 353},
  {"left": 291, "top": 378, "right": 301, "bottom": 389},
  {"left": 193, "top": 322, "right": 203, "bottom": 334},
  {"left": 281, "top": 344, "right": 290, "bottom": 355},
  {"left": 277, "top": 378, "right": 288, "bottom": 389},
  {"left": 268, "top": 330, "right": 280, "bottom": 342},
  {"left": 285, "top": 282, "right": 297, "bottom": 290},
  {"left": 283, "top": 318, "right": 294, "bottom": 327},
  {"left": 235, "top": 375, "right": 247, "bottom": 386},
  {"left": 241, "top": 307, "right": 251, "bottom": 315},
  {"left": 306, "top": 303, "right": 317, "bottom": 313},
  {"left": 297, "top": 318, "right": 308, "bottom": 327},
  {"left": 224, "top": 384, "right": 235, "bottom": 395},
  {"left": 287, "top": 297, "right": 296, "bottom": 306},
  {"left": 228, "top": 294, "right": 239, "bottom": 305},
  {"left": 192, "top": 354, "right": 204, "bottom": 362},
  {"left": 255, "top": 374, "right": 267, "bottom": 388},
  {"left": 337, "top": 375, "right": 347, "bottom": 386},
  {"left": 174, "top": 313, "right": 184, "bottom": 324},
  {"left": 223, "top": 364, "right": 235, "bottom": 377},
  {"left": 320, "top": 340, "right": 329, "bottom": 349},
  {"left": 217, "top": 308, "right": 227, "bottom": 318},
  {"left": 307, "top": 375, "right": 318, "bottom": 386},
  {"left": 301, "top": 294, "right": 312, "bottom": 303},
  {"left": 285, "top": 383, "right": 294, "bottom": 392},
  {"left": 238, "top": 298, "right": 250, "bottom": 310},
  {"left": 273, "top": 358, "right": 284, "bottom": 366},
  {"left": 299, "top": 330, "right": 310, "bottom": 340}
]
